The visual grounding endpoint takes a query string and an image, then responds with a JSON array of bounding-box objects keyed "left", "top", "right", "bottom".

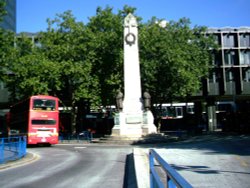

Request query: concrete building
[
  {"left": 0, "top": 0, "right": 16, "bottom": 32},
  {"left": 0, "top": 0, "right": 16, "bottom": 109},
  {"left": 190, "top": 27, "right": 250, "bottom": 131},
  {"left": 204, "top": 27, "right": 250, "bottom": 98}
]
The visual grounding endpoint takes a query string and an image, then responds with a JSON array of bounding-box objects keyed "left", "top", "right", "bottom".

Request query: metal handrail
[{"left": 149, "top": 149, "right": 193, "bottom": 188}]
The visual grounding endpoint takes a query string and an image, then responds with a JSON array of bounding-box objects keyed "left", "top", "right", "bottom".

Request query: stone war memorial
[{"left": 112, "top": 13, "right": 157, "bottom": 137}]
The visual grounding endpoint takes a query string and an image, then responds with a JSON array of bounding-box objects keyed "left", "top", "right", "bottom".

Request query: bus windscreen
[{"left": 33, "top": 99, "right": 56, "bottom": 110}]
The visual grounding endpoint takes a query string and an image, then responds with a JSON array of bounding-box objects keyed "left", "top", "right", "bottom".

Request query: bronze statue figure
[
  {"left": 143, "top": 90, "right": 151, "bottom": 111},
  {"left": 116, "top": 90, "right": 123, "bottom": 112}
]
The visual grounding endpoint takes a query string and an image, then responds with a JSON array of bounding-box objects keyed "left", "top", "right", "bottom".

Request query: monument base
[
  {"left": 112, "top": 111, "right": 157, "bottom": 137},
  {"left": 142, "top": 110, "right": 157, "bottom": 134}
]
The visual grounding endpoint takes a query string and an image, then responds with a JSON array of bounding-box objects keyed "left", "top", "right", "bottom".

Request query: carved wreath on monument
[{"left": 125, "top": 33, "right": 136, "bottom": 46}]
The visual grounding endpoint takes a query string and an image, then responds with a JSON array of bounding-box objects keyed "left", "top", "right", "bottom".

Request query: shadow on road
[
  {"left": 170, "top": 164, "right": 250, "bottom": 175},
  {"left": 123, "top": 153, "right": 137, "bottom": 188},
  {"left": 135, "top": 132, "right": 250, "bottom": 156}
]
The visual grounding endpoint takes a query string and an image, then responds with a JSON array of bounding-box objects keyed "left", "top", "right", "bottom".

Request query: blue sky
[{"left": 17, "top": 0, "right": 250, "bottom": 33}]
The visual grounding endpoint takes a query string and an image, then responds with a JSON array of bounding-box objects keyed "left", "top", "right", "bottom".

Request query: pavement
[
  {"left": 133, "top": 133, "right": 250, "bottom": 188},
  {"left": 133, "top": 147, "right": 150, "bottom": 188},
  {"left": 0, "top": 152, "right": 39, "bottom": 170}
]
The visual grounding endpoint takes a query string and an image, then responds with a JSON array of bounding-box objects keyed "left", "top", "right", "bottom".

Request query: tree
[
  {"left": 87, "top": 6, "right": 124, "bottom": 107},
  {"left": 140, "top": 17, "right": 216, "bottom": 104},
  {"left": 3, "top": 11, "right": 98, "bottom": 132},
  {"left": 0, "top": 0, "right": 6, "bottom": 21},
  {"left": 39, "top": 11, "right": 99, "bottom": 132},
  {"left": 2, "top": 6, "right": 216, "bottom": 133},
  {"left": 40, "top": 11, "right": 97, "bottom": 102},
  {"left": 0, "top": 29, "right": 14, "bottom": 81}
]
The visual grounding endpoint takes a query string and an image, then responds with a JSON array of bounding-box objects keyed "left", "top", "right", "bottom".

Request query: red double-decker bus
[{"left": 9, "top": 95, "right": 59, "bottom": 145}]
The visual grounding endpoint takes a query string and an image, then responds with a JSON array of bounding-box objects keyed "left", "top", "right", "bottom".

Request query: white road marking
[{"left": 74, "top": 147, "right": 86, "bottom": 149}]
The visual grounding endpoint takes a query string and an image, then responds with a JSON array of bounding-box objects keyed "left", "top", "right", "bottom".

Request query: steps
[
  {"left": 92, "top": 135, "right": 142, "bottom": 145},
  {"left": 91, "top": 133, "right": 181, "bottom": 145}
]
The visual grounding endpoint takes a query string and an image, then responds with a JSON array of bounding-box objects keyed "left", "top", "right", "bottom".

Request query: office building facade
[
  {"left": 0, "top": 0, "right": 16, "bottom": 108},
  {"left": 204, "top": 27, "right": 250, "bottom": 99},
  {"left": 0, "top": 0, "right": 16, "bottom": 32},
  {"left": 190, "top": 27, "right": 250, "bottom": 131}
]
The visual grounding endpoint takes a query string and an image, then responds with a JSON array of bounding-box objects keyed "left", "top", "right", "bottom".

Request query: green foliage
[
  {"left": 1, "top": 5, "right": 216, "bottom": 108},
  {"left": 87, "top": 6, "right": 124, "bottom": 106},
  {"left": 2, "top": 34, "right": 61, "bottom": 101},
  {"left": 3, "top": 11, "right": 98, "bottom": 107},
  {"left": 39, "top": 11, "right": 98, "bottom": 105},
  {"left": 0, "top": 0, "right": 6, "bottom": 22},
  {"left": 140, "top": 17, "right": 215, "bottom": 103},
  {"left": 0, "top": 30, "right": 14, "bottom": 81}
]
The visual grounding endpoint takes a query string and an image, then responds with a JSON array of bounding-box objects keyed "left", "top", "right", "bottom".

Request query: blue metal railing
[
  {"left": 149, "top": 149, "right": 193, "bottom": 188},
  {"left": 0, "top": 136, "right": 27, "bottom": 164}
]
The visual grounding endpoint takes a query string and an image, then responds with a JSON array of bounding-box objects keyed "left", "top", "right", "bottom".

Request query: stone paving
[{"left": 135, "top": 133, "right": 250, "bottom": 188}]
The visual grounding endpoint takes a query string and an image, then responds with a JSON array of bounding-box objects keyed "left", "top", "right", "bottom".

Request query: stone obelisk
[
  {"left": 112, "top": 13, "right": 156, "bottom": 137},
  {"left": 123, "top": 13, "right": 143, "bottom": 119}
]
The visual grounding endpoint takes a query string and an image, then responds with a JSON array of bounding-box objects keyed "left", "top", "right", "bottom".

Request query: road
[
  {"left": 1, "top": 134, "right": 249, "bottom": 188},
  {"left": 154, "top": 134, "right": 250, "bottom": 188},
  {"left": 0, "top": 144, "right": 135, "bottom": 188}
]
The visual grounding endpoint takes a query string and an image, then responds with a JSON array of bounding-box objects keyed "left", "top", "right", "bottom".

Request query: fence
[
  {"left": 0, "top": 136, "right": 27, "bottom": 164},
  {"left": 59, "top": 131, "right": 93, "bottom": 143},
  {"left": 149, "top": 149, "right": 193, "bottom": 188}
]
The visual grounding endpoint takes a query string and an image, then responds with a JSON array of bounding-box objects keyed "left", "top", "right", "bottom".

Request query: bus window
[
  {"left": 176, "top": 107, "right": 183, "bottom": 118},
  {"left": 31, "top": 119, "right": 56, "bottom": 125},
  {"left": 187, "top": 106, "right": 194, "bottom": 114},
  {"left": 33, "top": 99, "right": 56, "bottom": 110}
]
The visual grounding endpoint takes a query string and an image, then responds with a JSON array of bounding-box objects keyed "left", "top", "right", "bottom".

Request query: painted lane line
[{"left": 74, "top": 147, "right": 87, "bottom": 149}]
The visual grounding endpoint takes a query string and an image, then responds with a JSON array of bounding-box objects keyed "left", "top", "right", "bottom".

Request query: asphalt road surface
[{"left": 0, "top": 144, "right": 134, "bottom": 188}]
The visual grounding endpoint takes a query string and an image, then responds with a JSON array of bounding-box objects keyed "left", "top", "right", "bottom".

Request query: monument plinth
[{"left": 112, "top": 13, "right": 156, "bottom": 137}]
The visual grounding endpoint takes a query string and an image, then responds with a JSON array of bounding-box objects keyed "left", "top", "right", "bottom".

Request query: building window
[
  {"left": 243, "top": 69, "right": 250, "bottom": 82},
  {"left": 240, "top": 51, "right": 250, "bottom": 65},
  {"left": 224, "top": 50, "right": 236, "bottom": 65},
  {"left": 209, "top": 70, "right": 220, "bottom": 83},
  {"left": 223, "top": 34, "right": 235, "bottom": 48},
  {"left": 240, "top": 34, "right": 250, "bottom": 47},
  {"left": 0, "top": 81, "right": 4, "bottom": 89},
  {"left": 209, "top": 72, "right": 216, "bottom": 83},
  {"left": 226, "top": 70, "right": 234, "bottom": 82},
  {"left": 212, "top": 34, "right": 220, "bottom": 45},
  {"left": 211, "top": 51, "right": 221, "bottom": 66},
  {"left": 34, "top": 38, "right": 42, "bottom": 48},
  {"left": 209, "top": 72, "right": 215, "bottom": 83}
]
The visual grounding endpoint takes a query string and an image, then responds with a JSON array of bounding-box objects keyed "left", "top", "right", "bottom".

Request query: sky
[{"left": 17, "top": 0, "right": 250, "bottom": 33}]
